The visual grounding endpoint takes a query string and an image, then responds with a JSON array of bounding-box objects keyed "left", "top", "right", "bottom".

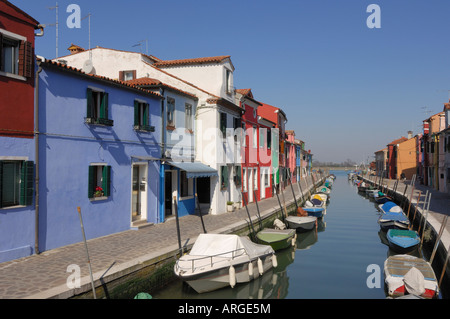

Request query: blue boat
[
  {"left": 378, "top": 212, "right": 410, "bottom": 230},
  {"left": 378, "top": 201, "right": 403, "bottom": 214},
  {"left": 302, "top": 207, "right": 325, "bottom": 218},
  {"left": 386, "top": 229, "right": 420, "bottom": 253}
]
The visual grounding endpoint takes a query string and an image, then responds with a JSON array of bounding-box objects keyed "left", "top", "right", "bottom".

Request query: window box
[
  {"left": 85, "top": 117, "right": 114, "bottom": 126},
  {"left": 88, "top": 165, "right": 111, "bottom": 199},
  {"left": 134, "top": 124, "right": 155, "bottom": 132},
  {"left": 86, "top": 88, "right": 113, "bottom": 126}
]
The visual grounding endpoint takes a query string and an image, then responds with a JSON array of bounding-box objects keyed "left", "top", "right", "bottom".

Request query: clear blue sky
[{"left": 11, "top": 0, "right": 450, "bottom": 164}]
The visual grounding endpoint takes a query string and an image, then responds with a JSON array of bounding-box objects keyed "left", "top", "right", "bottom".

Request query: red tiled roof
[
  {"left": 124, "top": 77, "right": 198, "bottom": 100},
  {"left": 388, "top": 137, "right": 408, "bottom": 145},
  {"left": 154, "top": 56, "right": 231, "bottom": 67},
  {"left": 37, "top": 58, "right": 163, "bottom": 99}
]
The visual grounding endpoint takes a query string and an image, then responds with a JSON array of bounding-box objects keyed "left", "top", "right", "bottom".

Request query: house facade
[
  {"left": 285, "top": 130, "right": 297, "bottom": 184},
  {"left": 0, "top": 0, "right": 42, "bottom": 262},
  {"left": 396, "top": 133, "right": 417, "bottom": 180},
  {"left": 375, "top": 148, "right": 387, "bottom": 177},
  {"left": 35, "top": 59, "right": 163, "bottom": 252}
]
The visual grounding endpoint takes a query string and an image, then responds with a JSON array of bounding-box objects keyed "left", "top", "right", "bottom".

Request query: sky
[{"left": 9, "top": 0, "right": 450, "bottom": 164}]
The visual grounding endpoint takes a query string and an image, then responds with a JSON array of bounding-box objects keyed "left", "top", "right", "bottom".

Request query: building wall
[
  {"left": 37, "top": 64, "right": 162, "bottom": 251},
  {"left": 397, "top": 138, "right": 416, "bottom": 180}
]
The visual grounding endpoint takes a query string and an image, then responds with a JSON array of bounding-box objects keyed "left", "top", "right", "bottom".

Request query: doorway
[
  {"left": 131, "top": 164, "right": 148, "bottom": 222},
  {"left": 164, "top": 170, "right": 177, "bottom": 217}
]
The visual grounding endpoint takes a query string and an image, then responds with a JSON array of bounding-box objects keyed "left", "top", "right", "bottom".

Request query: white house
[{"left": 56, "top": 46, "right": 243, "bottom": 215}]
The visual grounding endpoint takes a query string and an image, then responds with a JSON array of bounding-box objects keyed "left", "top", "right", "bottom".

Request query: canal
[{"left": 151, "top": 170, "right": 447, "bottom": 299}]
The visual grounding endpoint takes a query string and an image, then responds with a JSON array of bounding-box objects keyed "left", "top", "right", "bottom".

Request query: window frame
[
  {"left": 86, "top": 88, "right": 113, "bottom": 126},
  {"left": 166, "top": 97, "right": 176, "bottom": 129},
  {"left": 0, "top": 29, "right": 32, "bottom": 80},
  {"left": 134, "top": 99, "right": 154, "bottom": 132},
  {"left": 185, "top": 103, "right": 193, "bottom": 132},
  {"left": 88, "top": 164, "right": 111, "bottom": 200},
  {"left": 0, "top": 160, "right": 34, "bottom": 209}
]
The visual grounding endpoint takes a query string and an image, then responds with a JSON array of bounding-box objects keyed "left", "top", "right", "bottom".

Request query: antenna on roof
[
  {"left": 47, "top": 2, "right": 59, "bottom": 58},
  {"left": 81, "top": 13, "right": 92, "bottom": 61},
  {"left": 132, "top": 39, "right": 149, "bottom": 55}
]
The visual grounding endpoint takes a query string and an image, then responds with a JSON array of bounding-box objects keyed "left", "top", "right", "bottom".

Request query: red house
[
  {"left": 387, "top": 137, "right": 408, "bottom": 179},
  {"left": 0, "top": 0, "right": 42, "bottom": 139},
  {"left": 236, "top": 89, "right": 263, "bottom": 204}
]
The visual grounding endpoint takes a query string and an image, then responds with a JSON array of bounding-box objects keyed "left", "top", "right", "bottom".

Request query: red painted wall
[{"left": 0, "top": 1, "right": 38, "bottom": 138}]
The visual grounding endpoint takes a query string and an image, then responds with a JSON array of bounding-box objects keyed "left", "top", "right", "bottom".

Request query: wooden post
[
  {"left": 438, "top": 244, "right": 450, "bottom": 290},
  {"left": 173, "top": 196, "right": 182, "bottom": 252},
  {"left": 418, "top": 191, "right": 429, "bottom": 233},
  {"left": 430, "top": 215, "right": 448, "bottom": 265},
  {"left": 241, "top": 190, "right": 256, "bottom": 239},
  {"left": 253, "top": 190, "right": 263, "bottom": 231},
  {"left": 406, "top": 185, "right": 415, "bottom": 218},
  {"left": 76, "top": 207, "right": 97, "bottom": 299},
  {"left": 410, "top": 191, "right": 421, "bottom": 230},
  {"left": 195, "top": 193, "right": 207, "bottom": 233}
]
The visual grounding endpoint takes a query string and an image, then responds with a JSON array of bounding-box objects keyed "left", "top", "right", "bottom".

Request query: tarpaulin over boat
[
  {"left": 189, "top": 234, "right": 273, "bottom": 259},
  {"left": 381, "top": 201, "right": 402, "bottom": 213}
]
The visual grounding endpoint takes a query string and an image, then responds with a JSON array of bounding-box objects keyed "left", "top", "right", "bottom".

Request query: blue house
[{"left": 35, "top": 59, "right": 163, "bottom": 252}]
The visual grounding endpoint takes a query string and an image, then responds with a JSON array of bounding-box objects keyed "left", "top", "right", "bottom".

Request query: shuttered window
[
  {"left": 86, "top": 88, "right": 113, "bottom": 126},
  {"left": 220, "top": 166, "right": 228, "bottom": 190},
  {"left": 88, "top": 165, "right": 111, "bottom": 199},
  {"left": 0, "top": 32, "right": 33, "bottom": 78},
  {"left": 220, "top": 112, "right": 227, "bottom": 138},
  {"left": 134, "top": 100, "right": 154, "bottom": 132},
  {"left": 0, "top": 160, "right": 34, "bottom": 208}
]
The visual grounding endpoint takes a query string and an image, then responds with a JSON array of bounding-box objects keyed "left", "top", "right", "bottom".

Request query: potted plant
[
  {"left": 227, "top": 201, "right": 235, "bottom": 212},
  {"left": 94, "top": 186, "right": 104, "bottom": 198}
]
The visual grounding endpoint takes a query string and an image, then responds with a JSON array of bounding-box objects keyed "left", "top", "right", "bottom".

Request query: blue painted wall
[
  {"left": 0, "top": 136, "right": 35, "bottom": 262},
  {"left": 37, "top": 63, "right": 162, "bottom": 251}
]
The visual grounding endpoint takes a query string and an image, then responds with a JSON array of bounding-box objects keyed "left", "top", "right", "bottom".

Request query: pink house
[{"left": 285, "top": 130, "right": 297, "bottom": 184}]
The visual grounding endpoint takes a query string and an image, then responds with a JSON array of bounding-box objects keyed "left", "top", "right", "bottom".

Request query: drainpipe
[
  {"left": 159, "top": 87, "right": 165, "bottom": 224},
  {"left": 35, "top": 24, "right": 45, "bottom": 37},
  {"left": 34, "top": 61, "right": 43, "bottom": 255}
]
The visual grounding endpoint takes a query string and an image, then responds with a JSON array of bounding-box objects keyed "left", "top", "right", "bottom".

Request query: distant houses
[
  {"left": 373, "top": 103, "right": 450, "bottom": 195},
  {"left": 0, "top": 0, "right": 315, "bottom": 263}
]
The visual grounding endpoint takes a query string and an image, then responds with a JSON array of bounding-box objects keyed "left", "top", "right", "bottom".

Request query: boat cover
[
  {"left": 189, "top": 234, "right": 273, "bottom": 259},
  {"left": 404, "top": 267, "right": 425, "bottom": 296},
  {"left": 381, "top": 202, "right": 402, "bottom": 213},
  {"left": 310, "top": 198, "right": 323, "bottom": 206},
  {"left": 380, "top": 212, "right": 409, "bottom": 222}
]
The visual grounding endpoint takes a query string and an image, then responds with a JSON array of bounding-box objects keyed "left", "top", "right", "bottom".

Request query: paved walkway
[
  {"left": 0, "top": 177, "right": 321, "bottom": 299},
  {"left": 362, "top": 175, "right": 450, "bottom": 258}
]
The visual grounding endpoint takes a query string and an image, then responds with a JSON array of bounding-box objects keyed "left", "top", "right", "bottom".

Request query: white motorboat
[{"left": 174, "top": 234, "right": 276, "bottom": 293}]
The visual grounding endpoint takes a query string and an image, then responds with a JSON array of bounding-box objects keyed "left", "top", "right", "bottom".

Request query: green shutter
[
  {"left": 134, "top": 100, "right": 139, "bottom": 126},
  {"left": 221, "top": 166, "right": 229, "bottom": 189},
  {"left": 86, "top": 88, "right": 93, "bottom": 118},
  {"left": 88, "top": 166, "right": 95, "bottom": 198},
  {"left": 236, "top": 165, "right": 242, "bottom": 186},
  {"left": 220, "top": 113, "right": 226, "bottom": 137},
  {"left": 100, "top": 92, "right": 108, "bottom": 119},
  {"left": 102, "top": 166, "right": 111, "bottom": 197},
  {"left": 144, "top": 103, "right": 149, "bottom": 126},
  {"left": 20, "top": 161, "right": 34, "bottom": 206}
]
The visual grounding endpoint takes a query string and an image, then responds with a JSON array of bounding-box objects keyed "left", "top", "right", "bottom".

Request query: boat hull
[
  {"left": 302, "top": 207, "right": 324, "bottom": 218},
  {"left": 177, "top": 255, "right": 274, "bottom": 294},
  {"left": 386, "top": 229, "right": 420, "bottom": 254},
  {"left": 256, "top": 229, "right": 296, "bottom": 251},
  {"left": 285, "top": 216, "right": 317, "bottom": 232}
]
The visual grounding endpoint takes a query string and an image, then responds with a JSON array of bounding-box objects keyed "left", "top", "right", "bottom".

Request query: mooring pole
[
  {"left": 253, "top": 190, "right": 263, "bottom": 230},
  {"left": 76, "top": 207, "right": 96, "bottom": 299},
  {"left": 241, "top": 191, "right": 256, "bottom": 239},
  {"left": 173, "top": 196, "right": 182, "bottom": 253},
  {"left": 195, "top": 193, "right": 207, "bottom": 233}
]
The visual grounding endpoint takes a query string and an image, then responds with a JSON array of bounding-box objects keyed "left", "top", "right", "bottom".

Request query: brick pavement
[{"left": 0, "top": 177, "right": 321, "bottom": 299}]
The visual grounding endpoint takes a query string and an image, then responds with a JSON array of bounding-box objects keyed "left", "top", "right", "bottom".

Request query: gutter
[{"left": 34, "top": 61, "right": 43, "bottom": 255}]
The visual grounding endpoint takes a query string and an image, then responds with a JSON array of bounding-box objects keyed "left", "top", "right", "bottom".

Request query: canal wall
[
  {"left": 69, "top": 175, "right": 327, "bottom": 299},
  {"left": 358, "top": 175, "right": 450, "bottom": 295}
]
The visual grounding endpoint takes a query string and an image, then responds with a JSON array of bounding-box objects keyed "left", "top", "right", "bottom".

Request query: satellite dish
[{"left": 82, "top": 60, "right": 95, "bottom": 74}]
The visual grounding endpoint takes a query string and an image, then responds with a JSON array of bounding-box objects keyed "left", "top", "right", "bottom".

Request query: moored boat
[
  {"left": 378, "top": 212, "right": 410, "bottom": 230},
  {"left": 384, "top": 254, "right": 439, "bottom": 298},
  {"left": 256, "top": 228, "right": 296, "bottom": 251},
  {"left": 174, "top": 234, "right": 276, "bottom": 293},
  {"left": 302, "top": 206, "right": 325, "bottom": 218},
  {"left": 285, "top": 215, "right": 317, "bottom": 233},
  {"left": 378, "top": 201, "right": 403, "bottom": 214},
  {"left": 386, "top": 229, "right": 420, "bottom": 253}
]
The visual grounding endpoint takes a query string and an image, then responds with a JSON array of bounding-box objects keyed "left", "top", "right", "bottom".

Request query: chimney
[
  {"left": 407, "top": 131, "right": 413, "bottom": 139},
  {"left": 67, "top": 43, "right": 85, "bottom": 55}
]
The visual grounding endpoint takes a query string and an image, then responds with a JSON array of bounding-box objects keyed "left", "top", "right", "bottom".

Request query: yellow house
[{"left": 396, "top": 133, "right": 418, "bottom": 180}]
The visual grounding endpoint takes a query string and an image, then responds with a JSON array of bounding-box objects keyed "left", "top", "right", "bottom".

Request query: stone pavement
[{"left": 0, "top": 177, "right": 321, "bottom": 299}]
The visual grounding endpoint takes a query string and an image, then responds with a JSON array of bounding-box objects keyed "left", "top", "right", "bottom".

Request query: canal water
[{"left": 152, "top": 170, "right": 446, "bottom": 299}]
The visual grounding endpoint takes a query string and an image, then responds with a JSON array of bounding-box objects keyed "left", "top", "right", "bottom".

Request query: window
[
  {"left": 0, "top": 160, "right": 33, "bottom": 208},
  {"left": 242, "top": 122, "right": 246, "bottom": 146},
  {"left": 220, "top": 112, "right": 227, "bottom": 138},
  {"left": 167, "top": 97, "right": 175, "bottom": 128},
  {"left": 233, "top": 117, "right": 241, "bottom": 142},
  {"left": 253, "top": 168, "right": 258, "bottom": 190},
  {"left": 221, "top": 166, "right": 229, "bottom": 190},
  {"left": 134, "top": 100, "right": 154, "bottom": 132},
  {"left": 259, "top": 127, "right": 265, "bottom": 148},
  {"left": 234, "top": 165, "right": 241, "bottom": 186},
  {"left": 180, "top": 171, "right": 193, "bottom": 197},
  {"left": 86, "top": 88, "right": 113, "bottom": 126},
  {"left": 119, "top": 70, "right": 136, "bottom": 81},
  {"left": 88, "top": 165, "right": 111, "bottom": 199},
  {"left": 252, "top": 126, "right": 257, "bottom": 148},
  {"left": 264, "top": 169, "right": 269, "bottom": 187},
  {"left": 226, "top": 69, "right": 232, "bottom": 94},
  {"left": 0, "top": 31, "right": 33, "bottom": 78},
  {"left": 185, "top": 103, "right": 193, "bottom": 132}
]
